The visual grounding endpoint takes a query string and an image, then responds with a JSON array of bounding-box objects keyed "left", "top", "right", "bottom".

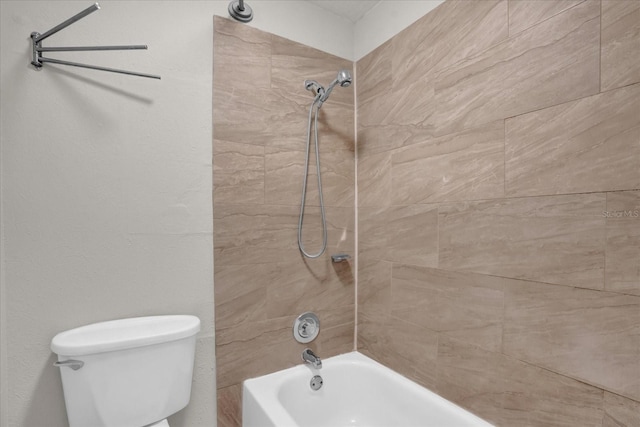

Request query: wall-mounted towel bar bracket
[{"left": 30, "top": 3, "right": 161, "bottom": 80}]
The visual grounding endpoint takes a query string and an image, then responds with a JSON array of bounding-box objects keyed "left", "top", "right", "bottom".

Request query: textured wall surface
[
  {"left": 212, "top": 17, "right": 355, "bottom": 427},
  {"left": 0, "top": 2, "right": 217, "bottom": 425},
  {"left": 356, "top": 0, "right": 640, "bottom": 426}
]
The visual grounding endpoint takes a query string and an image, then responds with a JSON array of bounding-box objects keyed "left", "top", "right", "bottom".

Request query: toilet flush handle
[{"left": 54, "top": 359, "right": 84, "bottom": 370}]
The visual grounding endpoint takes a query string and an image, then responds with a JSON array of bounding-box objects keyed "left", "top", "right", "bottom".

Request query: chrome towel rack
[{"left": 30, "top": 2, "right": 161, "bottom": 80}]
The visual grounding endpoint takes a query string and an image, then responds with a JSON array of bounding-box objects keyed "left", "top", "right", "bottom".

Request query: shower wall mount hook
[{"left": 30, "top": 2, "right": 161, "bottom": 80}]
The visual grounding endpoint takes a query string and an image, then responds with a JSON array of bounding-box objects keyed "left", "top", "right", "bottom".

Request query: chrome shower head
[
  {"left": 318, "top": 69, "right": 352, "bottom": 104},
  {"left": 336, "top": 69, "right": 352, "bottom": 87}
]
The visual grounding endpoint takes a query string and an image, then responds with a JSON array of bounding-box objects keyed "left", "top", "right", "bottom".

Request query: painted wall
[
  {"left": 0, "top": 1, "right": 217, "bottom": 425},
  {"left": 212, "top": 17, "right": 355, "bottom": 426},
  {"left": 0, "top": 1, "right": 355, "bottom": 426},
  {"left": 356, "top": 0, "right": 640, "bottom": 425}
]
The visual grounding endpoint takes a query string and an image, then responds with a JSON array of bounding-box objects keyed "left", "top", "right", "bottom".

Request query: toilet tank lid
[{"left": 51, "top": 315, "right": 201, "bottom": 356}]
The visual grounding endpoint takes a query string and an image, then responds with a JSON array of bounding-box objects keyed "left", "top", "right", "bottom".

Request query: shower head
[
  {"left": 336, "top": 69, "right": 352, "bottom": 87},
  {"left": 318, "top": 69, "right": 352, "bottom": 104}
]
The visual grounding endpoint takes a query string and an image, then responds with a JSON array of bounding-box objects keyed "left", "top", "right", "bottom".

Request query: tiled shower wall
[
  {"left": 212, "top": 17, "right": 355, "bottom": 426},
  {"left": 356, "top": 0, "right": 639, "bottom": 426}
]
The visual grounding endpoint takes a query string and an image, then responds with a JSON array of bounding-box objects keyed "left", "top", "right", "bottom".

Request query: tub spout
[{"left": 302, "top": 348, "right": 322, "bottom": 369}]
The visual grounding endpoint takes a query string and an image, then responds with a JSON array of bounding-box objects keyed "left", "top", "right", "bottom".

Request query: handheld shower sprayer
[
  {"left": 319, "top": 69, "right": 352, "bottom": 104},
  {"left": 304, "top": 69, "right": 352, "bottom": 107},
  {"left": 298, "top": 69, "right": 353, "bottom": 259}
]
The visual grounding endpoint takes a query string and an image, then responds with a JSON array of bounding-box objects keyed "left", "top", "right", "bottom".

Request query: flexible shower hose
[{"left": 298, "top": 94, "right": 328, "bottom": 258}]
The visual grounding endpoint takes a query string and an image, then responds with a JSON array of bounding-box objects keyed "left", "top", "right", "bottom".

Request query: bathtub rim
[{"left": 242, "top": 351, "right": 494, "bottom": 427}]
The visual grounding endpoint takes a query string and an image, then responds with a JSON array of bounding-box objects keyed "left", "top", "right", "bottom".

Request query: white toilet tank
[{"left": 51, "top": 315, "right": 200, "bottom": 427}]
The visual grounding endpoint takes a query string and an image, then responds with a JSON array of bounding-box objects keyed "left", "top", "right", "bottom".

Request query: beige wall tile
[
  {"left": 384, "top": 316, "right": 439, "bottom": 388},
  {"left": 214, "top": 204, "right": 353, "bottom": 266},
  {"left": 603, "top": 392, "right": 640, "bottom": 427},
  {"left": 606, "top": 191, "right": 640, "bottom": 295},
  {"left": 358, "top": 315, "right": 386, "bottom": 360},
  {"left": 392, "top": 121, "right": 505, "bottom": 204},
  {"left": 214, "top": 264, "right": 268, "bottom": 330},
  {"left": 357, "top": 121, "right": 427, "bottom": 159},
  {"left": 503, "top": 280, "right": 640, "bottom": 401},
  {"left": 601, "top": 0, "right": 640, "bottom": 92},
  {"left": 213, "top": 85, "right": 308, "bottom": 147},
  {"left": 213, "top": 139, "right": 264, "bottom": 205},
  {"left": 357, "top": 151, "right": 391, "bottom": 207},
  {"left": 264, "top": 147, "right": 304, "bottom": 204},
  {"left": 316, "top": 100, "right": 356, "bottom": 152},
  {"left": 264, "top": 146, "right": 354, "bottom": 207},
  {"left": 214, "top": 204, "right": 298, "bottom": 265},
  {"left": 357, "top": 257, "right": 392, "bottom": 322},
  {"left": 505, "top": 84, "right": 640, "bottom": 197},
  {"left": 216, "top": 383, "right": 242, "bottom": 427},
  {"left": 508, "top": 0, "right": 585, "bottom": 36},
  {"left": 436, "top": 335, "right": 507, "bottom": 425},
  {"left": 216, "top": 317, "right": 294, "bottom": 389},
  {"left": 437, "top": 335, "right": 604, "bottom": 427},
  {"left": 391, "top": 265, "right": 505, "bottom": 352},
  {"left": 314, "top": 321, "right": 355, "bottom": 355},
  {"left": 391, "top": 0, "right": 508, "bottom": 88},
  {"left": 499, "top": 352, "right": 604, "bottom": 427},
  {"left": 358, "top": 77, "right": 436, "bottom": 130},
  {"left": 439, "top": 194, "right": 606, "bottom": 289},
  {"left": 429, "top": 0, "right": 600, "bottom": 136},
  {"left": 356, "top": 40, "right": 392, "bottom": 104},
  {"left": 356, "top": 79, "right": 436, "bottom": 158},
  {"left": 213, "top": 16, "right": 271, "bottom": 90},
  {"left": 360, "top": 204, "right": 438, "bottom": 267},
  {"left": 358, "top": 314, "right": 439, "bottom": 389},
  {"left": 265, "top": 258, "right": 354, "bottom": 319}
]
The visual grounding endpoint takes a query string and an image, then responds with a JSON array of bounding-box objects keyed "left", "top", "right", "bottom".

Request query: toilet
[{"left": 51, "top": 315, "right": 200, "bottom": 427}]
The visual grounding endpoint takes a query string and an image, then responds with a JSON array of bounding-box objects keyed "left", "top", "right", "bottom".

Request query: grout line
[
  {"left": 509, "top": 354, "right": 623, "bottom": 400},
  {"left": 603, "top": 192, "right": 608, "bottom": 291},
  {"left": 436, "top": 204, "right": 440, "bottom": 269},
  {"left": 217, "top": 187, "right": 640, "bottom": 211},
  {"left": 503, "top": 119, "right": 507, "bottom": 197},
  {"left": 364, "top": 81, "right": 640, "bottom": 162},
  {"left": 599, "top": 0, "right": 603, "bottom": 93},
  {"left": 507, "top": 0, "right": 510, "bottom": 38},
  {"left": 507, "top": 0, "right": 589, "bottom": 39},
  {"left": 379, "top": 260, "right": 631, "bottom": 297},
  {"left": 353, "top": 60, "right": 359, "bottom": 352}
]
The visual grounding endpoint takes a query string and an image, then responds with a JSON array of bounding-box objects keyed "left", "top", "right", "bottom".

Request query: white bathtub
[{"left": 243, "top": 351, "right": 494, "bottom": 427}]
